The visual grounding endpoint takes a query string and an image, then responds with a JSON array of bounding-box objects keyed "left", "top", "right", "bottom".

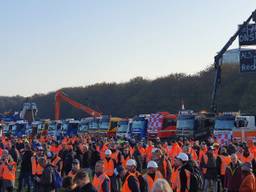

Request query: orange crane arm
[{"left": 55, "top": 90, "right": 102, "bottom": 120}]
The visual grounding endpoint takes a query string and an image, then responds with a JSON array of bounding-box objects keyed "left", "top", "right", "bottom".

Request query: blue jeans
[{"left": 18, "top": 171, "right": 32, "bottom": 192}]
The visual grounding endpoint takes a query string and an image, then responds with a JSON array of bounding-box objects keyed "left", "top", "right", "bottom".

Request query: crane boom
[{"left": 55, "top": 90, "right": 102, "bottom": 120}]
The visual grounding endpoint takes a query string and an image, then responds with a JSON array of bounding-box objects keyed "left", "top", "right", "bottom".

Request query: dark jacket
[
  {"left": 77, "top": 183, "right": 97, "bottom": 192},
  {"left": 20, "top": 150, "right": 33, "bottom": 173},
  {"left": 224, "top": 162, "right": 242, "bottom": 192},
  {"left": 39, "top": 164, "right": 55, "bottom": 192}
]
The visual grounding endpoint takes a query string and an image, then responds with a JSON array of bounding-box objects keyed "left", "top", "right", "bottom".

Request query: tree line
[{"left": 0, "top": 65, "right": 255, "bottom": 119}]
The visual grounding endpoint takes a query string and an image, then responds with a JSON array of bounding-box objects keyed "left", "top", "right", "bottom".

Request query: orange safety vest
[
  {"left": 51, "top": 156, "right": 61, "bottom": 167},
  {"left": 171, "top": 168, "right": 191, "bottom": 192},
  {"left": 144, "top": 171, "right": 163, "bottom": 191},
  {"left": 111, "top": 151, "right": 119, "bottom": 163},
  {"left": 68, "top": 170, "right": 77, "bottom": 178},
  {"left": 219, "top": 155, "right": 231, "bottom": 176},
  {"left": 170, "top": 167, "right": 180, "bottom": 191},
  {"left": 2, "top": 161, "right": 16, "bottom": 181},
  {"left": 122, "top": 173, "right": 140, "bottom": 192},
  {"left": 31, "top": 157, "right": 44, "bottom": 176},
  {"left": 240, "top": 154, "right": 254, "bottom": 163},
  {"left": 92, "top": 174, "right": 110, "bottom": 192},
  {"left": 104, "top": 159, "right": 115, "bottom": 177},
  {"left": 122, "top": 155, "right": 131, "bottom": 168}
]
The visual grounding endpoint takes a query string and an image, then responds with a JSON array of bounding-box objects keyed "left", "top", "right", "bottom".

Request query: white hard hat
[
  {"left": 147, "top": 160, "right": 158, "bottom": 169},
  {"left": 152, "top": 148, "right": 160, "bottom": 153},
  {"left": 105, "top": 149, "right": 112, "bottom": 155},
  {"left": 176, "top": 153, "right": 189, "bottom": 162},
  {"left": 126, "top": 159, "right": 137, "bottom": 167}
]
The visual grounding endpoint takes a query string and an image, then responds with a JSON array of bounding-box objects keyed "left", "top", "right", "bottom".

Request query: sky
[{"left": 0, "top": 1, "right": 255, "bottom": 96}]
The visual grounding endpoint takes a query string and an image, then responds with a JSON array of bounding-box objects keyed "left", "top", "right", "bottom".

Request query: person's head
[
  {"left": 207, "top": 146, "right": 214, "bottom": 154},
  {"left": 126, "top": 159, "right": 137, "bottom": 173},
  {"left": 152, "top": 148, "right": 162, "bottom": 161},
  {"left": 147, "top": 161, "right": 158, "bottom": 174},
  {"left": 72, "top": 159, "right": 80, "bottom": 171},
  {"left": 123, "top": 147, "right": 130, "bottom": 155},
  {"left": 105, "top": 149, "right": 112, "bottom": 159},
  {"left": 114, "top": 165, "right": 125, "bottom": 178},
  {"left": 74, "top": 169, "right": 90, "bottom": 188},
  {"left": 175, "top": 153, "right": 188, "bottom": 167},
  {"left": 152, "top": 179, "right": 173, "bottom": 192},
  {"left": 95, "top": 160, "right": 104, "bottom": 174},
  {"left": 182, "top": 145, "right": 190, "bottom": 154},
  {"left": 62, "top": 176, "right": 75, "bottom": 190},
  {"left": 231, "top": 154, "right": 238, "bottom": 164}
]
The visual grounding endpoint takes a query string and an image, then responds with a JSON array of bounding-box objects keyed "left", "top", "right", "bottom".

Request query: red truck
[{"left": 147, "top": 112, "right": 177, "bottom": 140}]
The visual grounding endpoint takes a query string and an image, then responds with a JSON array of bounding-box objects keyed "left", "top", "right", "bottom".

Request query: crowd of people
[{"left": 0, "top": 133, "right": 255, "bottom": 192}]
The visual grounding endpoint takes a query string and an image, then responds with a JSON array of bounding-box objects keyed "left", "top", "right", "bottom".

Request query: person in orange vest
[
  {"left": 173, "top": 153, "right": 192, "bottom": 192},
  {"left": 143, "top": 161, "right": 163, "bottom": 191},
  {"left": 1, "top": 151, "right": 16, "bottom": 192},
  {"left": 152, "top": 148, "right": 172, "bottom": 181},
  {"left": 169, "top": 141, "right": 182, "bottom": 166},
  {"left": 122, "top": 146, "right": 132, "bottom": 168},
  {"left": 104, "top": 149, "right": 119, "bottom": 192},
  {"left": 216, "top": 147, "right": 231, "bottom": 192},
  {"left": 51, "top": 150, "right": 63, "bottom": 173},
  {"left": 92, "top": 160, "right": 110, "bottom": 192},
  {"left": 109, "top": 143, "right": 122, "bottom": 166},
  {"left": 122, "top": 159, "right": 141, "bottom": 192},
  {"left": 240, "top": 147, "right": 254, "bottom": 164},
  {"left": 201, "top": 146, "right": 218, "bottom": 192},
  {"left": 198, "top": 143, "right": 208, "bottom": 164},
  {"left": 31, "top": 146, "right": 45, "bottom": 192},
  {"left": 239, "top": 162, "right": 256, "bottom": 192},
  {"left": 67, "top": 159, "right": 80, "bottom": 179},
  {"left": 146, "top": 140, "right": 154, "bottom": 162}
]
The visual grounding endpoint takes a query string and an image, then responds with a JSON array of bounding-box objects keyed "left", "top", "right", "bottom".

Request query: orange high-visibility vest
[
  {"left": 144, "top": 171, "right": 163, "bottom": 191},
  {"left": 240, "top": 154, "right": 254, "bottom": 163},
  {"left": 171, "top": 168, "right": 191, "bottom": 192},
  {"left": 92, "top": 174, "right": 110, "bottom": 192},
  {"left": 51, "top": 156, "right": 61, "bottom": 167},
  {"left": 111, "top": 151, "right": 119, "bottom": 163},
  {"left": 170, "top": 167, "right": 180, "bottom": 191},
  {"left": 31, "top": 157, "right": 44, "bottom": 176},
  {"left": 219, "top": 155, "right": 231, "bottom": 176},
  {"left": 122, "top": 173, "right": 140, "bottom": 192},
  {"left": 104, "top": 159, "right": 115, "bottom": 177},
  {"left": 122, "top": 155, "right": 131, "bottom": 168},
  {"left": 2, "top": 162, "right": 16, "bottom": 181}
]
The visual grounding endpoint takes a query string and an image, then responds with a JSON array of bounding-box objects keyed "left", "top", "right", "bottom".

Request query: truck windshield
[
  {"left": 68, "top": 123, "right": 79, "bottom": 131},
  {"left": 214, "top": 119, "right": 234, "bottom": 130},
  {"left": 89, "top": 121, "right": 98, "bottom": 129},
  {"left": 132, "top": 120, "right": 144, "bottom": 131},
  {"left": 177, "top": 118, "right": 194, "bottom": 129},
  {"left": 99, "top": 119, "right": 109, "bottom": 130},
  {"left": 118, "top": 121, "right": 128, "bottom": 133}
]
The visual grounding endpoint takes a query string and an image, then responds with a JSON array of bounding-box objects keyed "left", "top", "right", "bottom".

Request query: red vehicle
[{"left": 147, "top": 112, "right": 177, "bottom": 139}]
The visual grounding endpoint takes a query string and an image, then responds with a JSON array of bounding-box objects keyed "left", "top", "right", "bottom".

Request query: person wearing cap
[
  {"left": 122, "top": 159, "right": 141, "bottom": 192},
  {"left": 92, "top": 160, "right": 110, "bottom": 192},
  {"left": 201, "top": 146, "right": 218, "bottom": 192},
  {"left": 171, "top": 153, "right": 191, "bottom": 192},
  {"left": 68, "top": 159, "right": 80, "bottom": 178},
  {"left": 239, "top": 162, "right": 256, "bottom": 192},
  {"left": 224, "top": 153, "right": 242, "bottom": 192},
  {"left": 103, "top": 149, "right": 118, "bottom": 192},
  {"left": 143, "top": 161, "right": 163, "bottom": 191}
]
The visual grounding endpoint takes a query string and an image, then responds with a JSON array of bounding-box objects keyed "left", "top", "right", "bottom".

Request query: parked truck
[
  {"left": 130, "top": 114, "right": 150, "bottom": 140},
  {"left": 147, "top": 112, "right": 177, "bottom": 140},
  {"left": 116, "top": 118, "right": 131, "bottom": 138},
  {"left": 176, "top": 110, "right": 214, "bottom": 140},
  {"left": 213, "top": 113, "right": 236, "bottom": 144}
]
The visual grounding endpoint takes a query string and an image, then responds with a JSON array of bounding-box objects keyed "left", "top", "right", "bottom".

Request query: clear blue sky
[{"left": 1, "top": 0, "right": 255, "bottom": 96}]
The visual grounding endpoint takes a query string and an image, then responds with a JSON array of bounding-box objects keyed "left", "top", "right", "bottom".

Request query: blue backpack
[{"left": 52, "top": 169, "right": 63, "bottom": 189}]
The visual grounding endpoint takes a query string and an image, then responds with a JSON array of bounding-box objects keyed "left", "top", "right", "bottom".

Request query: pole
[{"left": 210, "top": 9, "right": 256, "bottom": 112}]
